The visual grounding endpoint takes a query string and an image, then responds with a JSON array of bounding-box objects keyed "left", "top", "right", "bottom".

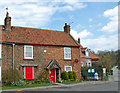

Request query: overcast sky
[{"left": 0, "top": 0, "right": 119, "bottom": 52}]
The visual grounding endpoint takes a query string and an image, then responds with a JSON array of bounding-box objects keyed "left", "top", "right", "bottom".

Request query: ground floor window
[{"left": 65, "top": 66, "right": 72, "bottom": 72}]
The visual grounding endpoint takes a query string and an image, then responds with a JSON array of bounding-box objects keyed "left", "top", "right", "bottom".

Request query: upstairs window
[
  {"left": 0, "top": 44, "right": 1, "bottom": 58},
  {"left": 24, "top": 45, "right": 33, "bottom": 59},
  {"left": 64, "top": 48, "right": 71, "bottom": 59},
  {"left": 86, "top": 60, "right": 91, "bottom": 67}
]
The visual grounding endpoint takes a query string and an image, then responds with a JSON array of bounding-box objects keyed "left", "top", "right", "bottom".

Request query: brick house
[
  {"left": 0, "top": 12, "right": 81, "bottom": 83},
  {"left": 77, "top": 38, "right": 100, "bottom": 67}
]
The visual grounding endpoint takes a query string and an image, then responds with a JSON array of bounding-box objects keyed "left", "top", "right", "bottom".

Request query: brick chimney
[
  {"left": 4, "top": 12, "right": 11, "bottom": 31},
  {"left": 64, "top": 23, "right": 70, "bottom": 34},
  {"left": 78, "top": 37, "right": 80, "bottom": 44}
]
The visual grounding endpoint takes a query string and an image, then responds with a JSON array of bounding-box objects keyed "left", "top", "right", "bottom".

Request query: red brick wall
[{"left": 2, "top": 44, "right": 81, "bottom": 80}]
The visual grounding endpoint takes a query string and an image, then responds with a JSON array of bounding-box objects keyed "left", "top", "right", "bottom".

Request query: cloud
[
  {"left": 81, "top": 34, "right": 118, "bottom": 52},
  {"left": 0, "top": 0, "right": 87, "bottom": 28},
  {"left": 101, "top": 6, "right": 118, "bottom": 33},
  {"left": 89, "top": 18, "right": 93, "bottom": 22},
  {"left": 70, "top": 29, "right": 92, "bottom": 40}
]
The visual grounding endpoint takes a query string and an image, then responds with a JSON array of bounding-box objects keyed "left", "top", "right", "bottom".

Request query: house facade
[
  {"left": 77, "top": 38, "right": 99, "bottom": 67},
  {"left": 0, "top": 12, "right": 81, "bottom": 83}
]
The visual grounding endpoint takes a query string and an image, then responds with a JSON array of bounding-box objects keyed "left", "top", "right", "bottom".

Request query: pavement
[
  {"left": 109, "top": 66, "right": 119, "bottom": 82},
  {"left": 2, "top": 81, "right": 110, "bottom": 92}
]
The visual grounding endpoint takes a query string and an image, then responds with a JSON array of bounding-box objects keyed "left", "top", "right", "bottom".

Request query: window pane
[
  {"left": 24, "top": 45, "right": 33, "bottom": 58},
  {"left": 64, "top": 48, "right": 71, "bottom": 59},
  {"left": 66, "top": 67, "right": 72, "bottom": 72}
]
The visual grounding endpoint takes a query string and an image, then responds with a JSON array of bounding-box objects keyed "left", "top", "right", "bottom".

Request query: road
[{"left": 22, "top": 81, "right": 119, "bottom": 92}]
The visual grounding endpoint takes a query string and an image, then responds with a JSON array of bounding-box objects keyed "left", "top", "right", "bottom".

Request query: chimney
[
  {"left": 64, "top": 23, "right": 70, "bottom": 34},
  {"left": 4, "top": 11, "right": 11, "bottom": 31},
  {"left": 78, "top": 37, "right": 80, "bottom": 44}
]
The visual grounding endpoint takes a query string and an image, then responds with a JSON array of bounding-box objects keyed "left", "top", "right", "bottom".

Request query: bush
[
  {"left": 68, "top": 71, "right": 73, "bottom": 80},
  {"left": 2, "top": 67, "right": 22, "bottom": 85},
  {"left": 11, "top": 80, "right": 27, "bottom": 86},
  {"left": 72, "top": 71, "right": 77, "bottom": 80},
  {"left": 37, "top": 68, "right": 50, "bottom": 83},
  {"left": 81, "top": 67, "right": 89, "bottom": 80},
  {"left": 61, "top": 71, "right": 68, "bottom": 80}
]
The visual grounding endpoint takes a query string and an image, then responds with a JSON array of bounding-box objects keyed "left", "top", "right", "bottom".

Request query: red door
[
  {"left": 25, "top": 67, "right": 33, "bottom": 80},
  {"left": 50, "top": 69, "right": 55, "bottom": 83}
]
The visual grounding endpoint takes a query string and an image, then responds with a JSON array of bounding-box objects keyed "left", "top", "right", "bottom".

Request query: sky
[{"left": 0, "top": 0, "right": 119, "bottom": 52}]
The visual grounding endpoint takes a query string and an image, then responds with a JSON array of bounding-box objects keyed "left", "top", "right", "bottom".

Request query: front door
[
  {"left": 50, "top": 69, "right": 56, "bottom": 83},
  {"left": 25, "top": 66, "right": 33, "bottom": 80}
]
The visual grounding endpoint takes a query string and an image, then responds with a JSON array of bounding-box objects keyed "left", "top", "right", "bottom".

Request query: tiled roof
[
  {"left": 80, "top": 51, "right": 86, "bottom": 57},
  {"left": 1, "top": 25, "right": 79, "bottom": 47},
  {"left": 89, "top": 51, "right": 100, "bottom": 59},
  {"left": 81, "top": 47, "right": 87, "bottom": 51}
]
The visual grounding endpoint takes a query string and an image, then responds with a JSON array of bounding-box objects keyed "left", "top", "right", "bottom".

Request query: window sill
[
  {"left": 64, "top": 59, "right": 72, "bottom": 61},
  {"left": 24, "top": 58, "right": 34, "bottom": 60}
]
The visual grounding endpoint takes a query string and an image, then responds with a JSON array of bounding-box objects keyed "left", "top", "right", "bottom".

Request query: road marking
[{"left": 17, "top": 90, "right": 22, "bottom": 91}]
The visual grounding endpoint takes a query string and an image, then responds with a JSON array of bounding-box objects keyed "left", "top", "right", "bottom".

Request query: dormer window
[{"left": 85, "top": 49, "right": 89, "bottom": 57}]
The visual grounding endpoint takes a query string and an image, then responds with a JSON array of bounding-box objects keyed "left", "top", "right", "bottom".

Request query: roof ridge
[{"left": 11, "top": 26, "right": 64, "bottom": 33}]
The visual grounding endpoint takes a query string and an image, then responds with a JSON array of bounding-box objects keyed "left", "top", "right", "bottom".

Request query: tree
[{"left": 99, "top": 53, "right": 114, "bottom": 70}]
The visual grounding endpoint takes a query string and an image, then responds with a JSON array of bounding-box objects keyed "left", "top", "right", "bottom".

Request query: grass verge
[
  {"left": 61, "top": 80, "right": 82, "bottom": 84},
  {"left": 2, "top": 83, "right": 58, "bottom": 90}
]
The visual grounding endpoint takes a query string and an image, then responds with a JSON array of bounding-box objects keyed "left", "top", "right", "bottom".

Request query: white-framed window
[
  {"left": 85, "top": 60, "right": 91, "bottom": 67},
  {"left": 81, "top": 62, "right": 84, "bottom": 67},
  {"left": 85, "top": 49, "right": 89, "bottom": 57},
  {"left": 64, "top": 47, "right": 71, "bottom": 59},
  {"left": 24, "top": 45, "right": 33, "bottom": 59},
  {"left": 65, "top": 66, "right": 72, "bottom": 72},
  {"left": 0, "top": 44, "right": 1, "bottom": 58}
]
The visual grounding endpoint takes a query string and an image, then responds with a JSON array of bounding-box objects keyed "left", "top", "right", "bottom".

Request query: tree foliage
[{"left": 97, "top": 50, "right": 118, "bottom": 70}]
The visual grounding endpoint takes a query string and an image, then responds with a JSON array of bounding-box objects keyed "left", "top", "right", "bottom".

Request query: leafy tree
[{"left": 99, "top": 53, "right": 114, "bottom": 70}]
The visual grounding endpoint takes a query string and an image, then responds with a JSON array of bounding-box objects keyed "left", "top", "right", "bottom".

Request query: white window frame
[
  {"left": 65, "top": 66, "right": 72, "bottom": 72},
  {"left": 81, "top": 62, "right": 84, "bottom": 67},
  {"left": 85, "top": 49, "right": 89, "bottom": 57},
  {"left": 24, "top": 45, "right": 33, "bottom": 59},
  {"left": 0, "top": 44, "right": 1, "bottom": 58},
  {"left": 86, "top": 60, "right": 91, "bottom": 67},
  {"left": 64, "top": 47, "right": 71, "bottom": 59}
]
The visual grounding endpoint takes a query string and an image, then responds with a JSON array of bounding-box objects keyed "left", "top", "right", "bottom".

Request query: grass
[
  {"left": 2, "top": 83, "right": 58, "bottom": 90},
  {"left": 61, "top": 80, "right": 82, "bottom": 84}
]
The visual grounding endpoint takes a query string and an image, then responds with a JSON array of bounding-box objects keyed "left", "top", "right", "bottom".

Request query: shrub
[
  {"left": 61, "top": 71, "right": 68, "bottom": 80},
  {"left": 2, "top": 67, "right": 22, "bottom": 85},
  {"left": 72, "top": 71, "right": 77, "bottom": 80},
  {"left": 68, "top": 71, "right": 73, "bottom": 80},
  {"left": 81, "top": 67, "right": 89, "bottom": 80},
  {"left": 11, "top": 80, "right": 27, "bottom": 86},
  {"left": 37, "top": 68, "right": 50, "bottom": 83}
]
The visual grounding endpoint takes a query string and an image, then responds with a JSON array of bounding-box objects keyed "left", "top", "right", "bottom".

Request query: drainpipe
[{"left": 12, "top": 43, "right": 15, "bottom": 71}]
